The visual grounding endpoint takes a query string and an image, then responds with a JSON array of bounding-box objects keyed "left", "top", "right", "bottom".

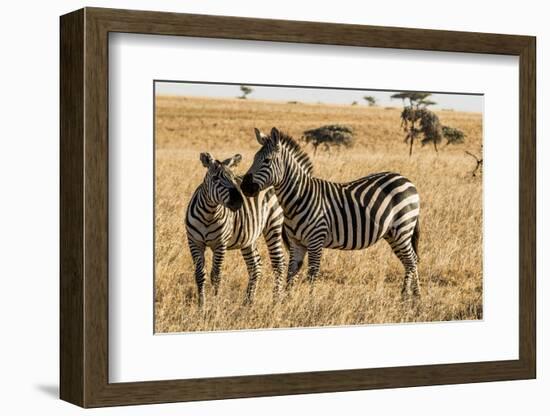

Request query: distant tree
[
  {"left": 417, "top": 109, "right": 443, "bottom": 153},
  {"left": 418, "top": 99, "right": 437, "bottom": 107},
  {"left": 239, "top": 85, "right": 253, "bottom": 99},
  {"left": 391, "top": 92, "right": 433, "bottom": 107},
  {"left": 363, "top": 96, "right": 377, "bottom": 106},
  {"left": 392, "top": 92, "right": 465, "bottom": 156},
  {"left": 302, "top": 124, "right": 354, "bottom": 154},
  {"left": 442, "top": 126, "right": 465, "bottom": 145},
  {"left": 392, "top": 92, "right": 436, "bottom": 156},
  {"left": 351, "top": 101, "right": 358, "bottom": 106}
]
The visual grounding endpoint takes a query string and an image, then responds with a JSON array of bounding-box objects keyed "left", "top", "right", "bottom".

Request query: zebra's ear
[
  {"left": 254, "top": 128, "right": 267, "bottom": 145},
  {"left": 200, "top": 152, "right": 214, "bottom": 168},
  {"left": 271, "top": 127, "right": 281, "bottom": 148},
  {"left": 270, "top": 127, "right": 280, "bottom": 140},
  {"left": 222, "top": 154, "right": 242, "bottom": 168}
]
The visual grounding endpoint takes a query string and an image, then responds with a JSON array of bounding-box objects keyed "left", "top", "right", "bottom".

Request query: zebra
[
  {"left": 185, "top": 152, "right": 286, "bottom": 307},
  {"left": 241, "top": 128, "right": 421, "bottom": 299}
]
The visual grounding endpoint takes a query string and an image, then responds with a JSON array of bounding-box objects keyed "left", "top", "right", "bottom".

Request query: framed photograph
[{"left": 60, "top": 7, "right": 536, "bottom": 408}]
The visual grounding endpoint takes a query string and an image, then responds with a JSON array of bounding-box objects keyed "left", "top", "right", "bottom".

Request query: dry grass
[{"left": 155, "top": 95, "right": 483, "bottom": 333}]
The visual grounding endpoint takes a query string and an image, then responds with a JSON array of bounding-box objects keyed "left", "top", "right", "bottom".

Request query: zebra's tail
[{"left": 412, "top": 218, "right": 420, "bottom": 262}]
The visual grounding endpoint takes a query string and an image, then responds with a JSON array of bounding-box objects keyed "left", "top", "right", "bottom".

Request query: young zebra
[
  {"left": 186, "top": 152, "right": 286, "bottom": 307},
  {"left": 241, "top": 128, "right": 421, "bottom": 299}
]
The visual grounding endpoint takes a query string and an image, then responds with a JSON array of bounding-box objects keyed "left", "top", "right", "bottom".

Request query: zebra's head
[
  {"left": 241, "top": 127, "right": 284, "bottom": 197},
  {"left": 200, "top": 152, "right": 244, "bottom": 211}
]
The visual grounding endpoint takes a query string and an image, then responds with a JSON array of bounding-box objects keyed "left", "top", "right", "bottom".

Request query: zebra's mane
[{"left": 278, "top": 132, "right": 314, "bottom": 176}]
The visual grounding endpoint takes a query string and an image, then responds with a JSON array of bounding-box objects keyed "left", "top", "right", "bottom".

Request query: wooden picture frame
[{"left": 60, "top": 7, "right": 536, "bottom": 408}]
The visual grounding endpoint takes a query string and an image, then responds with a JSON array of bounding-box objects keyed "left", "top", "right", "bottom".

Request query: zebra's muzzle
[{"left": 241, "top": 174, "right": 260, "bottom": 197}]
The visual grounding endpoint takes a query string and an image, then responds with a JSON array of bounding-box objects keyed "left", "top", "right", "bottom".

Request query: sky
[{"left": 155, "top": 81, "right": 483, "bottom": 113}]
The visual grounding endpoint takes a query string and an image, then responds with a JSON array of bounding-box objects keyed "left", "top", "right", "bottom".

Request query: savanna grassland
[{"left": 155, "top": 95, "right": 483, "bottom": 333}]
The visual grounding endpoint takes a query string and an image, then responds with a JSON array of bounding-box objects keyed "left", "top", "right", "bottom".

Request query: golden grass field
[{"left": 155, "top": 95, "right": 483, "bottom": 333}]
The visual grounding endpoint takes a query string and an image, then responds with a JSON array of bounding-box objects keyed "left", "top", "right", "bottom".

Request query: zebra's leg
[
  {"left": 385, "top": 235, "right": 420, "bottom": 300},
  {"left": 210, "top": 245, "right": 226, "bottom": 297},
  {"left": 188, "top": 238, "right": 207, "bottom": 307},
  {"left": 410, "top": 242, "right": 420, "bottom": 296},
  {"left": 264, "top": 232, "right": 286, "bottom": 302},
  {"left": 241, "top": 245, "right": 262, "bottom": 305},
  {"left": 286, "top": 242, "right": 306, "bottom": 290},
  {"left": 306, "top": 241, "right": 324, "bottom": 293}
]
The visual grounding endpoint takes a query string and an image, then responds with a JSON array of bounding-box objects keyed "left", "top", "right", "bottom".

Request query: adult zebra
[
  {"left": 241, "top": 128, "right": 421, "bottom": 299},
  {"left": 186, "top": 152, "right": 286, "bottom": 307}
]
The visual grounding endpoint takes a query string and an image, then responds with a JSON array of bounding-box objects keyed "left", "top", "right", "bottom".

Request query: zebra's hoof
[
  {"left": 412, "top": 294, "right": 422, "bottom": 308},
  {"left": 401, "top": 291, "right": 421, "bottom": 306},
  {"left": 400, "top": 290, "right": 413, "bottom": 303}
]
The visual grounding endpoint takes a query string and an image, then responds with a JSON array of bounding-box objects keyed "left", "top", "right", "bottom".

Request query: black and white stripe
[
  {"left": 241, "top": 128, "right": 421, "bottom": 298},
  {"left": 186, "top": 152, "right": 286, "bottom": 307}
]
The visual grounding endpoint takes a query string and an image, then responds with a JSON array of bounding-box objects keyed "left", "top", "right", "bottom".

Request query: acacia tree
[
  {"left": 391, "top": 92, "right": 433, "bottom": 108},
  {"left": 391, "top": 92, "right": 436, "bottom": 156},
  {"left": 363, "top": 96, "right": 377, "bottom": 106},
  {"left": 239, "top": 85, "right": 253, "bottom": 99},
  {"left": 391, "top": 92, "right": 465, "bottom": 156}
]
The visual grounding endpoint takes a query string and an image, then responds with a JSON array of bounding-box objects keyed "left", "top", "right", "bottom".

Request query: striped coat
[
  {"left": 186, "top": 152, "right": 285, "bottom": 306},
  {"left": 241, "top": 128, "right": 421, "bottom": 299}
]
